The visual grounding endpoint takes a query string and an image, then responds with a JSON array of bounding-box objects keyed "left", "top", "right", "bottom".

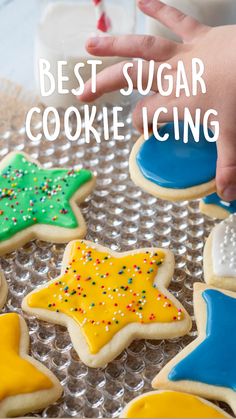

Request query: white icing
[
  {"left": 219, "top": 200, "right": 231, "bottom": 207},
  {"left": 212, "top": 214, "right": 236, "bottom": 277}
]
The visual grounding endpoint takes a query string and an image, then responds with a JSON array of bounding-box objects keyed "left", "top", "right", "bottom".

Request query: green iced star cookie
[{"left": 0, "top": 152, "right": 95, "bottom": 254}]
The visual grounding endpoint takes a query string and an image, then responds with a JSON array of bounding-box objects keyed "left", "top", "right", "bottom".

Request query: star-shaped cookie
[
  {"left": 0, "top": 312, "right": 62, "bottom": 417},
  {"left": 0, "top": 271, "right": 8, "bottom": 309},
  {"left": 0, "top": 152, "right": 95, "bottom": 255},
  {"left": 121, "top": 390, "right": 231, "bottom": 418},
  {"left": 22, "top": 240, "right": 191, "bottom": 368},
  {"left": 152, "top": 283, "right": 236, "bottom": 415},
  {"left": 204, "top": 215, "right": 236, "bottom": 291}
]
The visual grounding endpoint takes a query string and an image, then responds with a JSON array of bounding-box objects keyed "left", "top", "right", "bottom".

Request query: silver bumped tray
[{"left": 0, "top": 102, "right": 232, "bottom": 418}]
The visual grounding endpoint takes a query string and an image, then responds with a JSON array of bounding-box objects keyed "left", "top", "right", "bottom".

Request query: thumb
[{"left": 216, "top": 124, "right": 236, "bottom": 201}]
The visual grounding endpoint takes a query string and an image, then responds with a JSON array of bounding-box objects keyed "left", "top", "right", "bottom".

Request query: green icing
[{"left": 0, "top": 153, "right": 93, "bottom": 242}]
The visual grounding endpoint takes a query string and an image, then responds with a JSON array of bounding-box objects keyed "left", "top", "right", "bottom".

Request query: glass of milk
[
  {"left": 146, "top": 0, "right": 236, "bottom": 41},
  {"left": 35, "top": 0, "right": 136, "bottom": 107}
]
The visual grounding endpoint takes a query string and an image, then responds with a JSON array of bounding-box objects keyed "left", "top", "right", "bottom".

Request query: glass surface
[
  {"left": 35, "top": 0, "right": 136, "bottom": 107},
  {"left": 0, "top": 103, "right": 233, "bottom": 417}
]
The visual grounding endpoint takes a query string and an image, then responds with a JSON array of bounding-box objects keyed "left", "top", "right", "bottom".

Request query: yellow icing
[
  {"left": 124, "top": 391, "right": 228, "bottom": 418},
  {"left": 28, "top": 241, "right": 183, "bottom": 354},
  {"left": 0, "top": 313, "right": 53, "bottom": 401}
]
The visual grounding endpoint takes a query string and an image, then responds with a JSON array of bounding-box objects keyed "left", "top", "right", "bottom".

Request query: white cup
[{"left": 35, "top": 0, "right": 136, "bottom": 108}]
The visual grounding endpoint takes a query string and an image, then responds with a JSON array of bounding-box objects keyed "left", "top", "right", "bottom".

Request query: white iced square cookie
[
  {"left": 22, "top": 240, "right": 191, "bottom": 368},
  {"left": 200, "top": 193, "right": 236, "bottom": 219},
  {"left": 0, "top": 312, "right": 62, "bottom": 417},
  {"left": 0, "top": 151, "right": 95, "bottom": 255},
  {"left": 152, "top": 283, "right": 236, "bottom": 416},
  {"left": 0, "top": 271, "right": 8, "bottom": 309},
  {"left": 121, "top": 390, "right": 231, "bottom": 418},
  {"left": 204, "top": 215, "right": 236, "bottom": 291},
  {"left": 129, "top": 122, "right": 216, "bottom": 202}
]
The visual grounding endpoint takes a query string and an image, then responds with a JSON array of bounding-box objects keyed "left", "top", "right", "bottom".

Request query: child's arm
[{"left": 80, "top": 0, "right": 236, "bottom": 201}]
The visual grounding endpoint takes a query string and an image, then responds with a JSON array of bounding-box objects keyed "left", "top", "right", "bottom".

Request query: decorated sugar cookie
[
  {"left": 0, "top": 312, "right": 62, "bottom": 417},
  {"left": 152, "top": 283, "right": 236, "bottom": 415},
  {"left": 121, "top": 390, "right": 231, "bottom": 418},
  {"left": 129, "top": 122, "right": 217, "bottom": 202},
  {"left": 0, "top": 271, "right": 8, "bottom": 309},
  {"left": 0, "top": 152, "right": 95, "bottom": 255},
  {"left": 22, "top": 240, "right": 191, "bottom": 368},
  {"left": 204, "top": 215, "right": 236, "bottom": 291},
  {"left": 200, "top": 193, "right": 236, "bottom": 219}
]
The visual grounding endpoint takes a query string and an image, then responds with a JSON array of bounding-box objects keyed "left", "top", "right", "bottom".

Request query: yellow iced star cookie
[
  {"left": 0, "top": 313, "right": 62, "bottom": 417},
  {"left": 121, "top": 390, "right": 231, "bottom": 418},
  {"left": 22, "top": 240, "right": 191, "bottom": 368},
  {"left": 0, "top": 271, "right": 7, "bottom": 309}
]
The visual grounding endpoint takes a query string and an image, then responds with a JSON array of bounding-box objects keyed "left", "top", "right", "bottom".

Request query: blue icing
[
  {"left": 203, "top": 193, "right": 236, "bottom": 213},
  {"left": 136, "top": 122, "right": 217, "bottom": 189},
  {"left": 169, "top": 289, "right": 236, "bottom": 390}
]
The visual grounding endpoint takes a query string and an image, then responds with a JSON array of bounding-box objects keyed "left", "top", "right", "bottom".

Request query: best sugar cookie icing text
[{"left": 26, "top": 58, "right": 219, "bottom": 143}]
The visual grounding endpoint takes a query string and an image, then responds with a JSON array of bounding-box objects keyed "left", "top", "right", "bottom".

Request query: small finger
[
  {"left": 86, "top": 34, "right": 181, "bottom": 61},
  {"left": 216, "top": 124, "right": 236, "bottom": 201},
  {"left": 132, "top": 93, "right": 183, "bottom": 132},
  {"left": 79, "top": 60, "right": 160, "bottom": 102}
]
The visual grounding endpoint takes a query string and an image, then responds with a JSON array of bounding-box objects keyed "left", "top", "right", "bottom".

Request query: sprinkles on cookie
[
  {"left": 22, "top": 240, "right": 191, "bottom": 367},
  {"left": 0, "top": 152, "right": 95, "bottom": 254}
]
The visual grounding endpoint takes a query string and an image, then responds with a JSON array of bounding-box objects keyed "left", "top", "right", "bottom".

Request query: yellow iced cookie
[
  {"left": 22, "top": 240, "right": 191, "bottom": 367},
  {"left": 121, "top": 391, "right": 231, "bottom": 418},
  {"left": 0, "top": 313, "right": 62, "bottom": 417}
]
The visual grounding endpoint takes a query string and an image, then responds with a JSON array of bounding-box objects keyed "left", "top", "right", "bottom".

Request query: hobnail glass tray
[{"left": 0, "top": 103, "right": 231, "bottom": 417}]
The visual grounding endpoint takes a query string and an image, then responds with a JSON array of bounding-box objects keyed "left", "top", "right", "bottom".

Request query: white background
[{"left": 0, "top": 0, "right": 39, "bottom": 89}]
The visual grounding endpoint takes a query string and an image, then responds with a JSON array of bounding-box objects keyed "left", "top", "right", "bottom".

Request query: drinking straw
[{"left": 92, "top": 0, "right": 112, "bottom": 33}]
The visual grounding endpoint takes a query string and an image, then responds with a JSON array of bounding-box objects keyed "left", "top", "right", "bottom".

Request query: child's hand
[{"left": 80, "top": 0, "right": 236, "bottom": 201}]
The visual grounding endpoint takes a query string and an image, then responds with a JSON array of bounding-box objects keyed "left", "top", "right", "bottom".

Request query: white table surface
[
  {"left": 0, "top": 0, "right": 144, "bottom": 91},
  {"left": 0, "top": 0, "right": 39, "bottom": 89}
]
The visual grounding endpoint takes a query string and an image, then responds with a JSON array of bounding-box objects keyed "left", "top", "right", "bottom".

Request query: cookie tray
[{"left": 0, "top": 103, "right": 232, "bottom": 418}]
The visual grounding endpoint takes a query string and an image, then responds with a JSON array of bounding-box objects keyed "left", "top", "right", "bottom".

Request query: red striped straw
[{"left": 92, "top": 0, "right": 112, "bottom": 33}]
